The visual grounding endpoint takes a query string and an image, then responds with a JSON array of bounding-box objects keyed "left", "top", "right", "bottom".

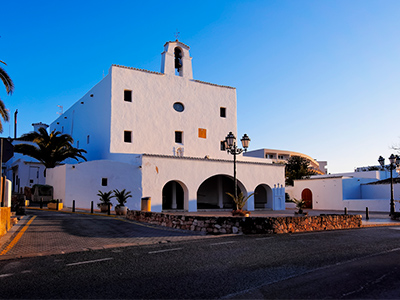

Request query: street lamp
[
  {"left": 378, "top": 154, "right": 399, "bottom": 215},
  {"left": 225, "top": 132, "right": 250, "bottom": 202}
]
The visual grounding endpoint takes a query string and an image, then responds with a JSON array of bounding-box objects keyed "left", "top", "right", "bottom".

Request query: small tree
[
  {"left": 291, "top": 198, "right": 306, "bottom": 214},
  {"left": 113, "top": 189, "right": 132, "bottom": 208},
  {"left": 14, "top": 128, "right": 87, "bottom": 175},
  {"left": 226, "top": 192, "right": 254, "bottom": 215},
  {"left": 97, "top": 191, "right": 114, "bottom": 208},
  {"left": 285, "top": 156, "right": 317, "bottom": 186}
]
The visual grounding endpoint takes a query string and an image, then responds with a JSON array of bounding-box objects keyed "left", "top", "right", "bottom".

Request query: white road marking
[
  {"left": 256, "top": 237, "right": 273, "bottom": 240},
  {"left": 66, "top": 257, "right": 114, "bottom": 266},
  {"left": 148, "top": 248, "right": 183, "bottom": 254},
  {"left": 209, "top": 241, "right": 235, "bottom": 246},
  {"left": 21, "top": 270, "right": 32, "bottom": 274},
  {"left": 0, "top": 273, "right": 14, "bottom": 278}
]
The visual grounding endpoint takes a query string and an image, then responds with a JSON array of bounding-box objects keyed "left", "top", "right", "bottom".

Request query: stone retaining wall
[{"left": 126, "top": 211, "right": 362, "bottom": 234}]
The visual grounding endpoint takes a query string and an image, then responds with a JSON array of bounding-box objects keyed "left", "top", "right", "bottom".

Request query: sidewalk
[{"left": 25, "top": 205, "right": 400, "bottom": 227}]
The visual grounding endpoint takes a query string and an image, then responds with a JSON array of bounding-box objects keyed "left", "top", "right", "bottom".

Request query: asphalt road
[{"left": 1, "top": 219, "right": 400, "bottom": 299}]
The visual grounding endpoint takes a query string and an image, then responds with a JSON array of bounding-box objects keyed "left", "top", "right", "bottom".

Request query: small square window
[
  {"left": 175, "top": 131, "right": 183, "bottom": 144},
  {"left": 101, "top": 178, "right": 108, "bottom": 186},
  {"left": 198, "top": 128, "right": 207, "bottom": 139},
  {"left": 220, "top": 141, "right": 226, "bottom": 151},
  {"left": 220, "top": 107, "right": 226, "bottom": 118},
  {"left": 124, "top": 90, "right": 132, "bottom": 102},
  {"left": 124, "top": 131, "right": 132, "bottom": 143}
]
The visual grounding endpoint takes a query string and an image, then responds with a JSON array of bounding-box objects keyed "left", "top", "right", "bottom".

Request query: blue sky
[{"left": 1, "top": 0, "right": 400, "bottom": 173}]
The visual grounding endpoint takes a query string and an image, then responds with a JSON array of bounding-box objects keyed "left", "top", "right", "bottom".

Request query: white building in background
[
  {"left": 244, "top": 148, "right": 328, "bottom": 174},
  {"left": 4, "top": 123, "right": 48, "bottom": 194},
  {"left": 45, "top": 40, "right": 286, "bottom": 212},
  {"left": 286, "top": 169, "right": 400, "bottom": 212}
]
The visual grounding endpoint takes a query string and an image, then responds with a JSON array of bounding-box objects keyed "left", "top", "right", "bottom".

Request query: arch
[
  {"left": 196, "top": 174, "right": 246, "bottom": 210},
  {"left": 254, "top": 184, "right": 273, "bottom": 209},
  {"left": 162, "top": 180, "right": 186, "bottom": 211},
  {"left": 301, "top": 188, "right": 313, "bottom": 209},
  {"left": 174, "top": 47, "right": 183, "bottom": 76}
]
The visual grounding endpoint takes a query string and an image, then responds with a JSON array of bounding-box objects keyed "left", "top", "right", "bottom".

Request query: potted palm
[
  {"left": 113, "top": 189, "right": 132, "bottom": 215},
  {"left": 291, "top": 198, "right": 307, "bottom": 216},
  {"left": 227, "top": 192, "right": 254, "bottom": 217},
  {"left": 97, "top": 190, "right": 114, "bottom": 213}
]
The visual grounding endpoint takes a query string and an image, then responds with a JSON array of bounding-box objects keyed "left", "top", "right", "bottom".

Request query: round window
[{"left": 173, "top": 102, "right": 184, "bottom": 112}]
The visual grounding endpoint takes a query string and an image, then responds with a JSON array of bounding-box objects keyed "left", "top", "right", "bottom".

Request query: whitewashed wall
[
  {"left": 141, "top": 155, "right": 285, "bottom": 212},
  {"left": 46, "top": 165, "right": 66, "bottom": 203},
  {"left": 46, "top": 160, "right": 142, "bottom": 210},
  {"left": 291, "top": 176, "right": 400, "bottom": 212},
  {"left": 110, "top": 65, "right": 237, "bottom": 160},
  {"left": 361, "top": 183, "right": 400, "bottom": 200},
  {"left": 342, "top": 199, "right": 397, "bottom": 212},
  {"left": 290, "top": 177, "right": 344, "bottom": 210},
  {"left": 50, "top": 74, "right": 112, "bottom": 162}
]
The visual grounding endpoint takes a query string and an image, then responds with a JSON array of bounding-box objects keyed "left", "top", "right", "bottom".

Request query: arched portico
[
  {"left": 254, "top": 184, "right": 273, "bottom": 209},
  {"left": 196, "top": 175, "right": 246, "bottom": 210},
  {"left": 162, "top": 180, "right": 187, "bottom": 211}
]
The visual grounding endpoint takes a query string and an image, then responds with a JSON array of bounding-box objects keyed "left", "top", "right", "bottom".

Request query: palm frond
[
  {"left": 14, "top": 128, "right": 87, "bottom": 169},
  {"left": 0, "top": 61, "right": 14, "bottom": 95}
]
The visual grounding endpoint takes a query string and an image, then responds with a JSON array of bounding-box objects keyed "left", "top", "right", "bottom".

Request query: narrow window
[
  {"left": 175, "top": 131, "right": 183, "bottom": 144},
  {"left": 61, "top": 126, "right": 64, "bottom": 133},
  {"left": 102, "top": 178, "right": 108, "bottom": 186},
  {"left": 87, "top": 135, "right": 90, "bottom": 144},
  {"left": 124, "top": 131, "right": 132, "bottom": 143},
  {"left": 124, "top": 90, "right": 132, "bottom": 102},
  {"left": 220, "top": 141, "right": 226, "bottom": 151},
  {"left": 220, "top": 107, "right": 226, "bottom": 118}
]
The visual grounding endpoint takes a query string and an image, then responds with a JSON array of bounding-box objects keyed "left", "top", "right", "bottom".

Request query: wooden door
[{"left": 301, "top": 188, "right": 313, "bottom": 209}]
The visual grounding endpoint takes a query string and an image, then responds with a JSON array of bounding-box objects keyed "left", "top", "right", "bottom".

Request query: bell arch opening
[
  {"left": 162, "top": 180, "right": 185, "bottom": 211},
  {"left": 196, "top": 175, "right": 246, "bottom": 210},
  {"left": 174, "top": 47, "right": 183, "bottom": 76}
]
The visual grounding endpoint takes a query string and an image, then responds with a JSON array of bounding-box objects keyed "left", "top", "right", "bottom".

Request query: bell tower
[{"left": 161, "top": 40, "right": 193, "bottom": 79}]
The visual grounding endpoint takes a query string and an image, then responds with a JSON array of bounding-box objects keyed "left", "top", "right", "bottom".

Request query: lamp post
[
  {"left": 225, "top": 132, "right": 250, "bottom": 201},
  {"left": 378, "top": 154, "right": 399, "bottom": 216}
]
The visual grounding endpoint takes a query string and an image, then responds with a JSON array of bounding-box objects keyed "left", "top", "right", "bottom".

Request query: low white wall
[
  {"left": 361, "top": 183, "right": 400, "bottom": 200},
  {"left": 47, "top": 160, "right": 142, "bottom": 210},
  {"left": 291, "top": 177, "right": 344, "bottom": 210},
  {"left": 46, "top": 165, "right": 67, "bottom": 203},
  {"left": 291, "top": 177, "right": 400, "bottom": 212},
  {"left": 343, "top": 199, "right": 396, "bottom": 213}
]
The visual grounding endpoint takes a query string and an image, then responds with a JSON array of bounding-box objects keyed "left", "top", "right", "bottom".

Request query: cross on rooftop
[{"left": 174, "top": 30, "right": 180, "bottom": 40}]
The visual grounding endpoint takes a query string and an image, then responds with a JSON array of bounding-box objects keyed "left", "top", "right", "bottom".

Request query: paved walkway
[
  {"left": 1, "top": 207, "right": 399, "bottom": 261},
  {"left": 0, "top": 209, "right": 221, "bottom": 261}
]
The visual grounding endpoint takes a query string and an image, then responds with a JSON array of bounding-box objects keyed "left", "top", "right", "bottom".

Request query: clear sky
[{"left": 1, "top": 0, "right": 400, "bottom": 173}]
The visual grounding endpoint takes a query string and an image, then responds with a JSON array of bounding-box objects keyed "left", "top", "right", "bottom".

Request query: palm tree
[
  {"left": 113, "top": 189, "right": 132, "bottom": 207},
  {"left": 0, "top": 60, "right": 13, "bottom": 132},
  {"left": 14, "top": 127, "right": 87, "bottom": 175}
]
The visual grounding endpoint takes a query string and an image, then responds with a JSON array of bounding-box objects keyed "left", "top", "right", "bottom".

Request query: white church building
[{"left": 45, "top": 40, "right": 286, "bottom": 212}]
